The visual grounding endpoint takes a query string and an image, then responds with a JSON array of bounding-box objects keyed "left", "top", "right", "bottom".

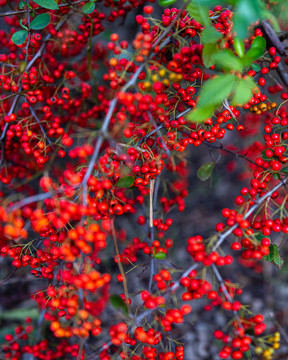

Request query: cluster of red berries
[{"left": 1, "top": 0, "right": 288, "bottom": 359}]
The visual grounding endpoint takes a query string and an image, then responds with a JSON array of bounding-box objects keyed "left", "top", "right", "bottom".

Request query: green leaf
[
  {"left": 82, "top": 2, "right": 95, "bottom": 14},
  {"left": 202, "top": 43, "right": 219, "bottom": 68},
  {"left": 213, "top": 50, "right": 244, "bottom": 72},
  {"left": 12, "top": 30, "right": 28, "bottom": 45},
  {"left": 281, "top": 167, "right": 288, "bottom": 174},
  {"left": 243, "top": 50, "right": 261, "bottom": 65},
  {"left": 115, "top": 176, "right": 135, "bottom": 188},
  {"left": 251, "top": 63, "right": 261, "bottom": 72},
  {"left": 0, "top": 308, "right": 39, "bottom": 320},
  {"left": 255, "top": 233, "right": 267, "bottom": 242},
  {"left": 20, "top": 19, "right": 28, "bottom": 30},
  {"left": 30, "top": 13, "right": 50, "bottom": 30},
  {"left": 19, "top": 0, "right": 25, "bottom": 9},
  {"left": 159, "top": 0, "right": 176, "bottom": 6},
  {"left": 186, "top": 105, "right": 214, "bottom": 123},
  {"left": 251, "top": 36, "right": 266, "bottom": 52},
  {"left": 264, "top": 244, "right": 284, "bottom": 269},
  {"left": 243, "top": 37, "right": 266, "bottom": 65},
  {"left": 110, "top": 295, "right": 128, "bottom": 315},
  {"left": 201, "top": 26, "right": 222, "bottom": 44},
  {"left": 33, "top": 0, "right": 59, "bottom": 10},
  {"left": 233, "top": 37, "right": 245, "bottom": 58},
  {"left": 231, "top": 77, "right": 256, "bottom": 105},
  {"left": 233, "top": 0, "right": 262, "bottom": 39},
  {"left": 272, "top": 172, "right": 281, "bottom": 180},
  {"left": 154, "top": 252, "right": 166, "bottom": 260},
  {"left": 187, "top": 1, "right": 210, "bottom": 27},
  {"left": 198, "top": 74, "right": 236, "bottom": 108},
  {"left": 197, "top": 162, "right": 216, "bottom": 181}
]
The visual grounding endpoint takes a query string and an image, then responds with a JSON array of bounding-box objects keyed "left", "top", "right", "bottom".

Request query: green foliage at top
[{"left": 33, "top": 0, "right": 59, "bottom": 10}]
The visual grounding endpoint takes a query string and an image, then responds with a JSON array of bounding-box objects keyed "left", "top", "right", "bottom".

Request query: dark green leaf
[
  {"left": 231, "top": 77, "right": 256, "bottom": 105},
  {"left": 272, "top": 172, "right": 281, "bottom": 180},
  {"left": 243, "top": 37, "right": 266, "bottom": 65},
  {"left": 33, "top": 0, "right": 59, "bottom": 10},
  {"left": 187, "top": 2, "right": 210, "bottom": 26},
  {"left": 202, "top": 43, "right": 219, "bottom": 68},
  {"left": 201, "top": 26, "right": 222, "bottom": 44},
  {"left": 198, "top": 74, "right": 236, "bottom": 108},
  {"left": 251, "top": 63, "right": 261, "bottom": 72},
  {"left": 251, "top": 36, "right": 266, "bottom": 52},
  {"left": 115, "top": 176, "right": 134, "bottom": 188},
  {"left": 82, "top": 2, "right": 95, "bottom": 14},
  {"left": 233, "top": 37, "right": 245, "bottom": 58},
  {"left": 281, "top": 167, "right": 288, "bottom": 174},
  {"left": 197, "top": 162, "right": 216, "bottom": 181},
  {"left": 264, "top": 244, "right": 284, "bottom": 269},
  {"left": 255, "top": 233, "right": 267, "bottom": 242},
  {"left": 158, "top": 0, "right": 176, "bottom": 6},
  {"left": 213, "top": 49, "right": 244, "bottom": 72},
  {"left": 243, "top": 49, "right": 261, "bottom": 65},
  {"left": 20, "top": 19, "right": 28, "bottom": 30},
  {"left": 154, "top": 252, "right": 166, "bottom": 260},
  {"left": 30, "top": 13, "right": 50, "bottom": 29},
  {"left": 19, "top": 0, "right": 25, "bottom": 9},
  {"left": 110, "top": 295, "right": 128, "bottom": 315},
  {"left": 12, "top": 30, "right": 28, "bottom": 45},
  {"left": 186, "top": 105, "right": 214, "bottom": 123}
]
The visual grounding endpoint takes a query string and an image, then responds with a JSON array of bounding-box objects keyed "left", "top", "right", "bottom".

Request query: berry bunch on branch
[{"left": 0, "top": 0, "right": 288, "bottom": 359}]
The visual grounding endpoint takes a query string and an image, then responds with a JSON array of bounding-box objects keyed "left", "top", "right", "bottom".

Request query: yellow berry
[
  {"left": 143, "top": 81, "right": 152, "bottom": 90},
  {"left": 159, "top": 68, "right": 166, "bottom": 77},
  {"left": 162, "top": 79, "right": 170, "bottom": 87},
  {"left": 169, "top": 73, "right": 177, "bottom": 81},
  {"left": 151, "top": 74, "right": 158, "bottom": 82},
  {"left": 255, "top": 346, "right": 263, "bottom": 354}
]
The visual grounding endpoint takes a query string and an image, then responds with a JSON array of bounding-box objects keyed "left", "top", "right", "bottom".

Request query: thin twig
[
  {"left": 148, "top": 179, "right": 155, "bottom": 292},
  {"left": 211, "top": 263, "right": 244, "bottom": 329},
  {"left": 111, "top": 218, "right": 130, "bottom": 310},
  {"left": 30, "top": 107, "right": 55, "bottom": 150},
  {"left": 205, "top": 142, "right": 266, "bottom": 170},
  {"left": 9, "top": 191, "right": 54, "bottom": 212},
  {"left": 211, "top": 176, "right": 288, "bottom": 252}
]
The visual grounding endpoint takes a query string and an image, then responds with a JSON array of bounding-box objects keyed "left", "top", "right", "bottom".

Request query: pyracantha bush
[{"left": 0, "top": 0, "right": 288, "bottom": 359}]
